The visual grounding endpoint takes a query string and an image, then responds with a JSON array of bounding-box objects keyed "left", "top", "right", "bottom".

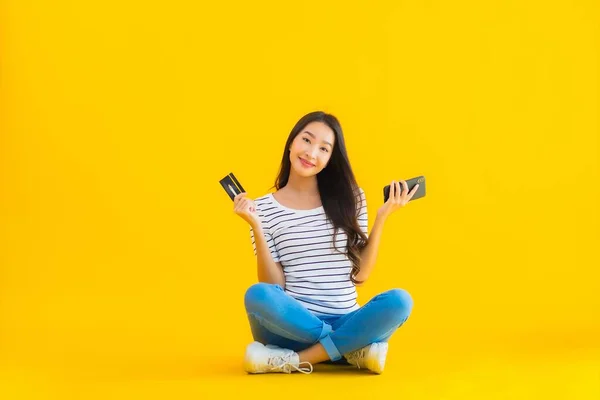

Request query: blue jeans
[{"left": 244, "top": 283, "right": 413, "bottom": 362}]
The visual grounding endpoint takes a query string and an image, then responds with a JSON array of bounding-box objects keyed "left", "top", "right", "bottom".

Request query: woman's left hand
[{"left": 377, "top": 180, "right": 420, "bottom": 220}]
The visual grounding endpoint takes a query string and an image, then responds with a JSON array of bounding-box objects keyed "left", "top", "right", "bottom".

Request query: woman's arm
[
  {"left": 354, "top": 213, "right": 386, "bottom": 284},
  {"left": 355, "top": 180, "right": 420, "bottom": 284},
  {"left": 251, "top": 223, "right": 286, "bottom": 287}
]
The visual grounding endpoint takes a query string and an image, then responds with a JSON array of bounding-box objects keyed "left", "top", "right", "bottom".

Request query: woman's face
[{"left": 288, "top": 121, "right": 335, "bottom": 177}]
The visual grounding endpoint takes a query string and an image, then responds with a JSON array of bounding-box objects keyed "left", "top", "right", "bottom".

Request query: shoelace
[
  {"left": 347, "top": 348, "right": 367, "bottom": 369},
  {"left": 268, "top": 354, "right": 314, "bottom": 374}
]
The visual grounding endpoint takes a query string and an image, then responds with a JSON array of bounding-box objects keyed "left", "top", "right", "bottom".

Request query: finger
[
  {"left": 233, "top": 193, "right": 242, "bottom": 205},
  {"left": 400, "top": 180, "right": 408, "bottom": 199},
  {"left": 389, "top": 181, "right": 395, "bottom": 202},
  {"left": 234, "top": 198, "right": 247, "bottom": 212},
  {"left": 233, "top": 192, "right": 247, "bottom": 203},
  {"left": 395, "top": 181, "right": 402, "bottom": 202},
  {"left": 407, "top": 184, "right": 419, "bottom": 200}
]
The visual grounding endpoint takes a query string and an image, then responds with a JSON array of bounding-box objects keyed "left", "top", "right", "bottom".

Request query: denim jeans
[{"left": 244, "top": 282, "right": 413, "bottom": 362}]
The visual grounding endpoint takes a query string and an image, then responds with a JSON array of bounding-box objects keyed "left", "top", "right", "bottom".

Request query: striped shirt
[{"left": 250, "top": 188, "right": 368, "bottom": 316}]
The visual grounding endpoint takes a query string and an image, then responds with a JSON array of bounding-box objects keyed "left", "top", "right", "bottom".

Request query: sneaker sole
[
  {"left": 366, "top": 342, "right": 388, "bottom": 374},
  {"left": 244, "top": 341, "right": 267, "bottom": 373}
]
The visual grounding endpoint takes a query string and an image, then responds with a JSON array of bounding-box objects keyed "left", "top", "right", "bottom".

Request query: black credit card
[
  {"left": 383, "top": 176, "right": 426, "bottom": 202},
  {"left": 219, "top": 172, "right": 246, "bottom": 201}
]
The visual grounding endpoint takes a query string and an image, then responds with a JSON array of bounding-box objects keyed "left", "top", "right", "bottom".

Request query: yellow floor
[{"left": 3, "top": 345, "right": 598, "bottom": 399}]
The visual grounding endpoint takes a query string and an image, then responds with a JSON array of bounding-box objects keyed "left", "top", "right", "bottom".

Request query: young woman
[{"left": 233, "top": 111, "right": 419, "bottom": 375}]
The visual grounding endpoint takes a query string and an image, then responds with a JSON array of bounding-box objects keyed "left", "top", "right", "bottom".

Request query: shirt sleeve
[
  {"left": 249, "top": 206, "right": 281, "bottom": 262},
  {"left": 356, "top": 187, "right": 368, "bottom": 238}
]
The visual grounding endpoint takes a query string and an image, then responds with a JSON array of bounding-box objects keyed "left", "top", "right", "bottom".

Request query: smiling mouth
[{"left": 299, "top": 158, "right": 315, "bottom": 167}]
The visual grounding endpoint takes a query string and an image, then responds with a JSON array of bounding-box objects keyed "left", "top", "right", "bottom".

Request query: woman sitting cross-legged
[{"left": 234, "top": 111, "right": 419, "bottom": 374}]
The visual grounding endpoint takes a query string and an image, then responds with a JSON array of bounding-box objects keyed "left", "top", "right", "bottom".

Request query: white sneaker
[
  {"left": 244, "top": 341, "right": 313, "bottom": 374},
  {"left": 343, "top": 342, "right": 388, "bottom": 374}
]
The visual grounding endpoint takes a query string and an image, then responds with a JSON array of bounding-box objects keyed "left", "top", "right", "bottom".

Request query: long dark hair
[{"left": 270, "top": 111, "right": 369, "bottom": 284}]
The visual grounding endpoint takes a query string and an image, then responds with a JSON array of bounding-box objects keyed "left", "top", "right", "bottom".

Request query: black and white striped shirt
[{"left": 250, "top": 188, "right": 368, "bottom": 316}]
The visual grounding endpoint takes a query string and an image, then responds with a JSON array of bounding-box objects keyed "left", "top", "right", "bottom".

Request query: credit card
[{"left": 219, "top": 172, "right": 246, "bottom": 201}]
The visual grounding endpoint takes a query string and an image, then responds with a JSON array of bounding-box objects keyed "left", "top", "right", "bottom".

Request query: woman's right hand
[{"left": 234, "top": 192, "right": 261, "bottom": 228}]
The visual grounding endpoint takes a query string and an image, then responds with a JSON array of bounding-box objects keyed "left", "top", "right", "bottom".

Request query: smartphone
[
  {"left": 383, "top": 176, "right": 426, "bottom": 202},
  {"left": 219, "top": 172, "right": 246, "bottom": 201}
]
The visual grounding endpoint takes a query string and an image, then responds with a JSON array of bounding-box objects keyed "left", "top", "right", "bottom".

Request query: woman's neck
[{"left": 285, "top": 172, "right": 319, "bottom": 196}]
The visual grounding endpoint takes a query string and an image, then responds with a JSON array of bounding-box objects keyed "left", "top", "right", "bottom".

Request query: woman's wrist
[
  {"left": 375, "top": 210, "right": 389, "bottom": 223},
  {"left": 250, "top": 220, "right": 263, "bottom": 232}
]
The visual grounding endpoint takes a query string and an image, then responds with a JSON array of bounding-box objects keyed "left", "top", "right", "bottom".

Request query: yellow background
[{"left": 1, "top": 0, "right": 598, "bottom": 398}]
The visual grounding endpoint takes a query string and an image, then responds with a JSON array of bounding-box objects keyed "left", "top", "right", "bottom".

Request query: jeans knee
[
  {"left": 384, "top": 288, "right": 413, "bottom": 319},
  {"left": 244, "top": 282, "right": 279, "bottom": 313}
]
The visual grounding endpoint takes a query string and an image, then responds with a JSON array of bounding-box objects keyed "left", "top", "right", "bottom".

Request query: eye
[{"left": 302, "top": 137, "right": 328, "bottom": 152}]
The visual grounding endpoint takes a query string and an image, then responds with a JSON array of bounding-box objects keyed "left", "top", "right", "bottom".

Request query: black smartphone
[
  {"left": 383, "top": 176, "right": 426, "bottom": 202},
  {"left": 219, "top": 172, "right": 246, "bottom": 201}
]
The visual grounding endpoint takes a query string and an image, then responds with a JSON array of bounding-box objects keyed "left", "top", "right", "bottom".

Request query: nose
[{"left": 306, "top": 147, "right": 319, "bottom": 160}]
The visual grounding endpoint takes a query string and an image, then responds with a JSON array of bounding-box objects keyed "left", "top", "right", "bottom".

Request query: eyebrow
[{"left": 303, "top": 131, "right": 333, "bottom": 148}]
